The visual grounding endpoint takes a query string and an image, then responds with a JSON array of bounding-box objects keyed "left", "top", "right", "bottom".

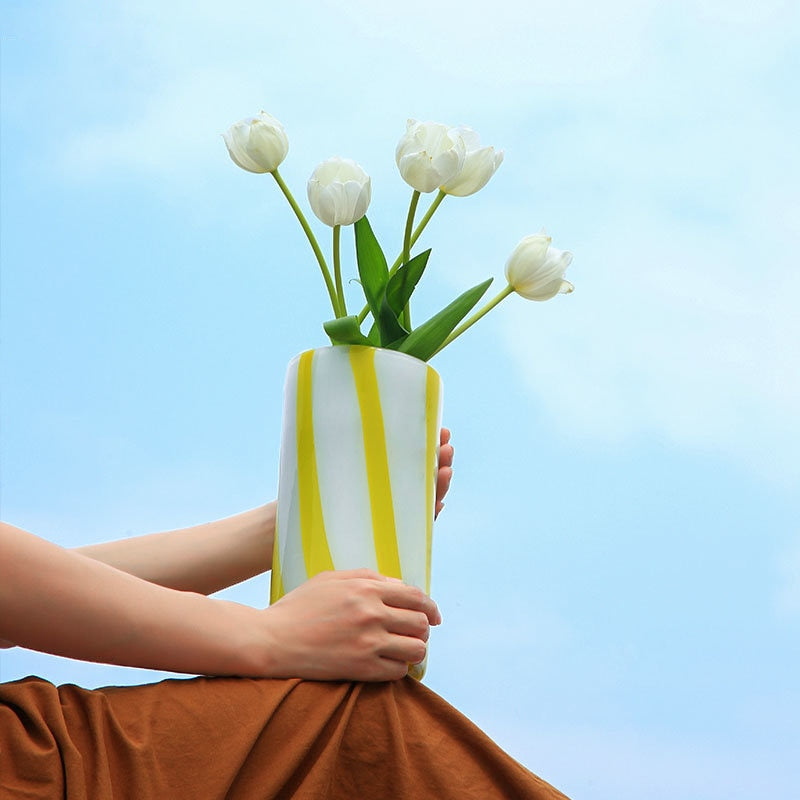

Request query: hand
[
  {"left": 258, "top": 569, "right": 441, "bottom": 681},
  {"left": 435, "top": 427, "right": 454, "bottom": 518}
]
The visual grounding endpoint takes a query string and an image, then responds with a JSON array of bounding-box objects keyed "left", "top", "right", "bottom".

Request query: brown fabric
[{"left": 1, "top": 675, "right": 569, "bottom": 799}]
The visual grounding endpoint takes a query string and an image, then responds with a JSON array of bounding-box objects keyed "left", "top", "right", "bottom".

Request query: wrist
[
  {"left": 167, "top": 592, "right": 268, "bottom": 677},
  {"left": 217, "top": 601, "right": 287, "bottom": 678}
]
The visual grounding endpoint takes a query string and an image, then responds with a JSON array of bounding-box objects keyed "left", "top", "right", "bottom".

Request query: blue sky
[{"left": 1, "top": 1, "right": 799, "bottom": 798}]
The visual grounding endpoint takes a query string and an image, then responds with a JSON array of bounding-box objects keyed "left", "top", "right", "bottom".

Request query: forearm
[
  {"left": 74, "top": 503, "right": 276, "bottom": 595},
  {"left": 0, "top": 522, "right": 264, "bottom": 675}
]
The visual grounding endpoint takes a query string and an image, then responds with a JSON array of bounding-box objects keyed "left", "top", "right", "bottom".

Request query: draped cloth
[{"left": 1, "top": 674, "right": 569, "bottom": 799}]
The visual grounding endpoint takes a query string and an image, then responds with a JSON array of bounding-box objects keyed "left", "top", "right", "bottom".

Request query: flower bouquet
[{"left": 224, "top": 112, "right": 573, "bottom": 678}]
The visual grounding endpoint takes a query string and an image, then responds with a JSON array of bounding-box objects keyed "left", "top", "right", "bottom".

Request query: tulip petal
[
  {"left": 505, "top": 236, "right": 573, "bottom": 301},
  {"left": 223, "top": 112, "right": 288, "bottom": 174},
  {"left": 318, "top": 189, "right": 338, "bottom": 227},
  {"left": 224, "top": 125, "right": 268, "bottom": 173},
  {"left": 395, "top": 121, "right": 466, "bottom": 193},
  {"left": 307, "top": 157, "right": 371, "bottom": 226}
]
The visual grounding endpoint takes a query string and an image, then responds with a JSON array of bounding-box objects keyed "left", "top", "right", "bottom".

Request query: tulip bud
[
  {"left": 441, "top": 126, "right": 504, "bottom": 197},
  {"left": 395, "top": 120, "right": 466, "bottom": 193},
  {"left": 505, "top": 233, "right": 574, "bottom": 301},
  {"left": 223, "top": 111, "right": 289, "bottom": 174},
  {"left": 307, "top": 157, "right": 372, "bottom": 227}
]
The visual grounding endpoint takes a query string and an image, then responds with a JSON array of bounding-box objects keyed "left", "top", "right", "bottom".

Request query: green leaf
[
  {"left": 366, "top": 320, "right": 382, "bottom": 346},
  {"left": 376, "top": 294, "right": 409, "bottom": 345},
  {"left": 372, "top": 253, "right": 429, "bottom": 347},
  {"left": 354, "top": 217, "right": 389, "bottom": 326},
  {"left": 385, "top": 249, "right": 431, "bottom": 317},
  {"left": 396, "top": 278, "right": 494, "bottom": 362},
  {"left": 323, "top": 315, "right": 373, "bottom": 347}
]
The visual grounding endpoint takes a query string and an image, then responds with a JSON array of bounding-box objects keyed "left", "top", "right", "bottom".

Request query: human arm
[
  {"left": 0, "top": 521, "right": 439, "bottom": 680},
  {"left": 71, "top": 427, "right": 454, "bottom": 596},
  {"left": 74, "top": 503, "right": 276, "bottom": 596},
  {"left": 0, "top": 428, "right": 454, "bottom": 657},
  {"left": 0, "top": 505, "right": 273, "bottom": 651}
]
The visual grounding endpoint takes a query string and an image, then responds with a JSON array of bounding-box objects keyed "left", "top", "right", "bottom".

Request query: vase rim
[{"left": 287, "top": 345, "right": 440, "bottom": 377}]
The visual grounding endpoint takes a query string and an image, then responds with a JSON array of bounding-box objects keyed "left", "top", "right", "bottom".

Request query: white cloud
[
  {"left": 419, "top": 5, "right": 800, "bottom": 487},
  {"left": 10, "top": 0, "right": 798, "bottom": 489},
  {"left": 47, "top": 0, "right": 778, "bottom": 178},
  {"left": 60, "top": 65, "right": 264, "bottom": 178},
  {"left": 501, "top": 211, "right": 800, "bottom": 486}
]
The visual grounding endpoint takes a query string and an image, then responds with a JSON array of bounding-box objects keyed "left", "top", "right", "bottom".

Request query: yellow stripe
[
  {"left": 296, "top": 350, "right": 335, "bottom": 576},
  {"left": 269, "top": 516, "right": 285, "bottom": 604},
  {"left": 349, "top": 347, "right": 402, "bottom": 579},
  {"left": 425, "top": 367, "right": 440, "bottom": 594}
]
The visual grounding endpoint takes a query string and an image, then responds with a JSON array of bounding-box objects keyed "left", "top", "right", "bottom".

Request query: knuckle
[
  {"left": 405, "top": 585, "right": 426, "bottom": 606},
  {"left": 413, "top": 612, "right": 430, "bottom": 640},
  {"left": 352, "top": 567, "right": 380, "bottom": 580},
  {"left": 353, "top": 603, "right": 383, "bottom": 628},
  {"left": 351, "top": 580, "right": 382, "bottom": 604},
  {"left": 357, "top": 630, "right": 383, "bottom": 654}
]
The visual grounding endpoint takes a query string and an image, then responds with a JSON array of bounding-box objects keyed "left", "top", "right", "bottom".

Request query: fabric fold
[{"left": 1, "top": 675, "right": 569, "bottom": 800}]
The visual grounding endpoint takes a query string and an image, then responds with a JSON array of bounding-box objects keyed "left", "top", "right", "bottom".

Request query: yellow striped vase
[{"left": 270, "top": 345, "right": 443, "bottom": 680}]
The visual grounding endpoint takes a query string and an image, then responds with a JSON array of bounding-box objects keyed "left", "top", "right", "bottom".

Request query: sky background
[{"left": 1, "top": 1, "right": 799, "bottom": 798}]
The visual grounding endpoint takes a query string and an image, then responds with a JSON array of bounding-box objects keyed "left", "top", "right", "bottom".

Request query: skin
[{"left": 0, "top": 430, "right": 454, "bottom": 682}]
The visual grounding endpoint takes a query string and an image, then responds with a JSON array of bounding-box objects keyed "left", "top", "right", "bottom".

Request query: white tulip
[
  {"left": 307, "top": 157, "right": 372, "bottom": 227},
  {"left": 505, "top": 233, "right": 574, "bottom": 301},
  {"left": 395, "top": 120, "right": 466, "bottom": 193},
  {"left": 441, "top": 126, "right": 504, "bottom": 196},
  {"left": 223, "top": 111, "right": 289, "bottom": 174}
]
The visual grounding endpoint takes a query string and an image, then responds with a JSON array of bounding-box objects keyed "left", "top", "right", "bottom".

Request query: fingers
[
  {"left": 265, "top": 569, "right": 441, "bottom": 682},
  {"left": 435, "top": 429, "right": 454, "bottom": 516},
  {"left": 435, "top": 465, "right": 452, "bottom": 507},
  {"left": 309, "top": 570, "right": 441, "bottom": 622},
  {"left": 351, "top": 584, "right": 433, "bottom": 672},
  {"left": 372, "top": 658, "right": 411, "bottom": 681},
  {"left": 385, "top": 607, "right": 431, "bottom": 641},
  {"left": 377, "top": 609, "right": 430, "bottom": 667},
  {"left": 307, "top": 570, "right": 442, "bottom": 625},
  {"left": 378, "top": 635, "right": 427, "bottom": 666},
  {"left": 380, "top": 581, "right": 441, "bottom": 626},
  {"left": 438, "top": 443, "right": 454, "bottom": 469}
]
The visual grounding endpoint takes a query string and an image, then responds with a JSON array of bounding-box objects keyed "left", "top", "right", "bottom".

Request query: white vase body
[{"left": 270, "top": 345, "right": 443, "bottom": 679}]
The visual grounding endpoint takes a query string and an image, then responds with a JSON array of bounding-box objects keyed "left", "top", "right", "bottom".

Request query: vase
[{"left": 270, "top": 345, "right": 443, "bottom": 679}]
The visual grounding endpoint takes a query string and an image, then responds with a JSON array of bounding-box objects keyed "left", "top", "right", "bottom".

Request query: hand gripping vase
[{"left": 270, "top": 345, "right": 443, "bottom": 679}]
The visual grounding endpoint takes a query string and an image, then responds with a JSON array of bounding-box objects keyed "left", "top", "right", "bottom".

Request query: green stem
[
  {"left": 401, "top": 190, "right": 421, "bottom": 328},
  {"left": 356, "top": 190, "right": 448, "bottom": 324},
  {"left": 402, "top": 190, "right": 421, "bottom": 266},
  {"left": 410, "top": 189, "right": 446, "bottom": 252},
  {"left": 271, "top": 169, "right": 339, "bottom": 317},
  {"left": 431, "top": 284, "right": 515, "bottom": 357},
  {"left": 333, "top": 225, "right": 346, "bottom": 317}
]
